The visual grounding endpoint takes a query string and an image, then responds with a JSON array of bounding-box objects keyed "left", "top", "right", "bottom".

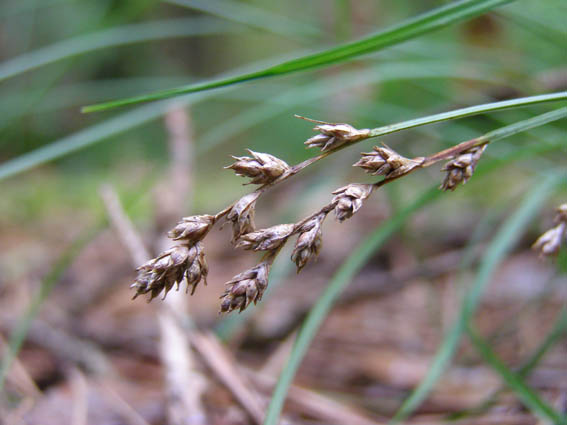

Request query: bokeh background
[{"left": 1, "top": 1, "right": 566, "bottom": 424}]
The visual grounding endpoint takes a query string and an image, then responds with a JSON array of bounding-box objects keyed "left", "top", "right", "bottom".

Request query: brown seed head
[
  {"left": 168, "top": 214, "right": 215, "bottom": 242},
  {"left": 291, "top": 213, "right": 324, "bottom": 272},
  {"left": 220, "top": 261, "right": 270, "bottom": 313},
  {"left": 227, "top": 192, "right": 260, "bottom": 242},
  {"left": 236, "top": 223, "right": 295, "bottom": 251},
  {"left": 331, "top": 183, "right": 374, "bottom": 222},
  {"left": 225, "top": 150, "right": 289, "bottom": 185},
  {"left": 304, "top": 123, "right": 371, "bottom": 152},
  {"left": 440, "top": 144, "right": 486, "bottom": 191},
  {"left": 532, "top": 222, "right": 566, "bottom": 258},
  {"left": 131, "top": 242, "right": 208, "bottom": 301},
  {"left": 354, "top": 145, "right": 423, "bottom": 179}
]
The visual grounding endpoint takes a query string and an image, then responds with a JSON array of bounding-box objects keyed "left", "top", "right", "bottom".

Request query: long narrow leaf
[
  {"left": 3, "top": 88, "right": 562, "bottom": 182},
  {"left": 82, "top": 0, "right": 517, "bottom": 112},
  {"left": 367, "top": 92, "right": 567, "bottom": 138},
  {"left": 390, "top": 172, "right": 563, "bottom": 423},
  {"left": 467, "top": 325, "right": 564, "bottom": 424},
  {"left": 0, "top": 17, "right": 240, "bottom": 82},
  {"left": 164, "top": 0, "right": 322, "bottom": 40}
]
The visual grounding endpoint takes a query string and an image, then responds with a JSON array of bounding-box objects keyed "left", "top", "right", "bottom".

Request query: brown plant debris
[
  {"left": 440, "top": 144, "right": 487, "bottom": 191},
  {"left": 533, "top": 203, "right": 567, "bottom": 257},
  {"left": 354, "top": 145, "right": 423, "bottom": 179},
  {"left": 225, "top": 150, "right": 289, "bottom": 185}
]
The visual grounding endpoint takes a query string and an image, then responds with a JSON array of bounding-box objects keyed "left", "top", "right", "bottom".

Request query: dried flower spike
[
  {"left": 532, "top": 203, "right": 567, "bottom": 258},
  {"left": 220, "top": 261, "right": 270, "bottom": 313},
  {"left": 168, "top": 214, "right": 215, "bottom": 242},
  {"left": 331, "top": 183, "right": 374, "bottom": 222},
  {"left": 132, "top": 242, "right": 208, "bottom": 301},
  {"left": 227, "top": 192, "right": 260, "bottom": 242},
  {"left": 532, "top": 223, "right": 566, "bottom": 257},
  {"left": 226, "top": 150, "right": 289, "bottom": 185},
  {"left": 298, "top": 116, "right": 370, "bottom": 152},
  {"left": 440, "top": 144, "right": 487, "bottom": 191},
  {"left": 354, "top": 145, "right": 423, "bottom": 179},
  {"left": 236, "top": 223, "right": 295, "bottom": 251},
  {"left": 291, "top": 213, "right": 325, "bottom": 272}
]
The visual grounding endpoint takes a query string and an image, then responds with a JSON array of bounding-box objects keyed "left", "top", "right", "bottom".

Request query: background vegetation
[{"left": 1, "top": 0, "right": 565, "bottom": 424}]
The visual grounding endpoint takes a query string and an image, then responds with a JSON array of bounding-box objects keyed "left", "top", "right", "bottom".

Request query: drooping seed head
[
  {"left": 225, "top": 150, "right": 289, "bottom": 185},
  {"left": 331, "top": 183, "right": 374, "bottom": 222},
  {"left": 354, "top": 145, "right": 423, "bottom": 179},
  {"left": 440, "top": 144, "right": 487, "bottom": 191},
  {"left": 227, "top": 192, "right": 260, "bottom": 242},
  {"left": 168, "top": 214, "right": 215, "bottom": 242},
  {"left": 131, "top": 242, "right": 208, "bottom": 301},
  {"left": 220, "top": 261, "right": 270, "bottom": 313},
  {"left": 291, "top": 213, "right": 325, "bottom": 272},
  {"left": 532, "top": 222, "right": 566, "bottom": 258},
  {"left": 304, "top": 122, "right": 371, "bottom": 152},
  {"left": 235, "top": 223, "right": 295, "bottom": 251},
  {"left": 532, "top": 203, "right": 567, "bottom": 258}
]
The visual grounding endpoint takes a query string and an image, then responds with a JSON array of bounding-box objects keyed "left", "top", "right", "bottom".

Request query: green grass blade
[
  {"left": 82, "top": 0, "right": 517, "bottom": 112},
  {"left": 517, "top": 309, "right": 567, "bottom": 377},
  {"left": 263, "top": 187, "right": 443, "bottom": 425},
  {"left": 197, "top": 61, "right": 504, "bottom": 153},
  {"left": 0, "top": 96, "right": 198, "bottom": 181},
  {"left": 0, "top": 17, "right": 240, "bottom": 82},
  {"left": 448, "top": 308, "right": 567, "bottom": 421},
  {"left": 164, "top": 0, "right": 323, "bottom": 41},
  {"left": 0, "top": 51, "right": 315, "bottom": 181},
  {"left": 475, "top": 105, "right": 567, "bottom": 143},
  {"left": 367, "top": 92, "right": 567, "bottom": 138},
  {"left": 467, "top": 325, "right": 564, "bottom": 424},
  {"left": 389, "top": 172, "right": 563, "bottom": 424}
]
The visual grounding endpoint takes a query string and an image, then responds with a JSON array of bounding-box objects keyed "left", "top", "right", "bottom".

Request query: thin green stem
[
  {"left": 366, "top": 92, "right": 567, "bottom": 139},
  {"left": 467, "top": 325, "right": 565, "bottom": 424},
  {"left": 82, "top": 0, "right": 517, "bottom": 112}
]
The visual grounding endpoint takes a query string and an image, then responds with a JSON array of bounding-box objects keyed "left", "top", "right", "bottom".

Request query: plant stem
[{"left": 367, "top": 92, "right": 567, "bottom": 139}]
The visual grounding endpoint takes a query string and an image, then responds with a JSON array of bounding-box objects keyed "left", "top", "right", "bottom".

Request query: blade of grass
[
  {"left": 263, "top": 187, "right": 443, "bottom": 425},
  {"left": 366, "top": 92, "right": 567, "bottom": 138},
  {"left": 197, "top": 60, "right": 505, "bottom": 153},
  {"left": 0, "top": 51, "right": 316, "bottom": 181},
  {"left": 3, "top": 91, "right": 565, "bottom": 183},
  {"left": 164, "top": 0, "right": 323, "bottom": 41},
  {"left": 467, "top": 324, "right": 565, "bottom": 424},
  {"left": 82, "top": 0, "right": 517, "bottom": 112},
  {"left": 449, "top": 308, "right": 567, "bottom": 421},
  {"left": 517, "top": 309, "right": 567, "bottom": 379},
  {"left": 389, "top": 171, "right": 563, "bottom": 424},
  {"left": 0, "top": 17, "right": 241, "bottom": 82}
]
